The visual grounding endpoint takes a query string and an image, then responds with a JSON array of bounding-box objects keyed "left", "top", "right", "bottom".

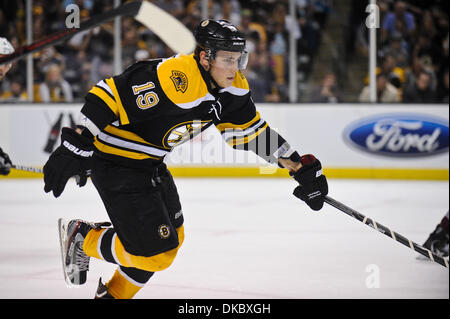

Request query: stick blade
[{"left": 135, "top": 1, "right": 196, "bottom": 54}]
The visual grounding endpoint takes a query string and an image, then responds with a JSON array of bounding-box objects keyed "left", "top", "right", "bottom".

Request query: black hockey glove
[
  {"left": 0, "top": 147, "right": 12, "bottom": 175},
  {"left": 291, "top": 154, "right": 328, "bottom": 211},
  {"left": 44, "top": 127, "right": 93, "bottom": 198}
]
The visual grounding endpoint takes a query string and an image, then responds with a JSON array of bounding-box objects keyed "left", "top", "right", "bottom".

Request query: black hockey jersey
[{"left": 80, "top": 53, "right": 293, "bottom": 168}]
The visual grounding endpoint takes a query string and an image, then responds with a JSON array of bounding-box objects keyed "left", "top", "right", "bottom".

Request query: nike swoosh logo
[{"left": 96, "top": 290, "right": 107, "bottom": 298}]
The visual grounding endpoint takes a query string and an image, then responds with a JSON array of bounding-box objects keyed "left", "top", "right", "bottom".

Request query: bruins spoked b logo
[
  {"left": 163, "top": 120, "right": 211, "bottom": 148},
  {"left": 158, "top": 224, "right": 171, "bottom": 239}
]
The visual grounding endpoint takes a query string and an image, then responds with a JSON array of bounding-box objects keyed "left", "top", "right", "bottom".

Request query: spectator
[
  {"left": 121, "top": 20, "right": 142, "bottom": 69},
  {"left": 402, "top": 70, "right": 437, "bottom": 103},
  {"left": 436, "top": 69, "right": 449, "bottom": 103},
  {"left": 377, "top": 53, "right": 405, "bottom": 89},
  {"left": 36, "top": 46, "right": 66, "bottom": 83},
  {"left": 412, "top": 32, "right": 443, "bottom": 70},
  {"left": 238, "top": 9, "right": 262, "bottom": 53},
  {"left": 359, "top": 73, "right": 400, "bottom": 103},
  {"left": 243, "top": 50, "right": 279, "bottom": 103},
  {"left": 157, "top": 0, "right": 184, "bottom": 20},
  {"left": 404, "top": 56, "right": 437, "bottom": 93},
  {"left": 309, "top": 72, "right": 341, "bottom": 103},
  {"left": 381, "top": 1, "right": 415, "bottom": 44},
  {"left": 87, "top": 9, "right": 114, "bottom": 85},
  {"left": 213, "top": 0, "right": 241, "bottom": 27},
  {"left": 36, "top": 64, "right": 73, "bottom": 103},
  {"left": 269, "top": 22, "right": 288, "bottom": 87},
  {"left": 382, "top": 32, "right": 409, "bottom": 68},
  {"left": 0, "top": 75, "right": 27, "bottom": 102}
]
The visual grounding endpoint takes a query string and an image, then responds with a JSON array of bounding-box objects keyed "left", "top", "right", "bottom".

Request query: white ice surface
[{"left": 0, "top": 178, "right": 448, "bottom": 299}]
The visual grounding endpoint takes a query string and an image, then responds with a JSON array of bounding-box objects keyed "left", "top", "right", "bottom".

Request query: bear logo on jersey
[
  {"left": 170, "top": 70, "right": 188, "bottom": 93},
  {"left": 163, "top": 120, "right": 211, "bottom": 148}
]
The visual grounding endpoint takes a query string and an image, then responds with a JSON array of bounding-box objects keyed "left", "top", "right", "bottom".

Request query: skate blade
[{"left": 58, "top": 218, "right": 79, "bottom": 288}]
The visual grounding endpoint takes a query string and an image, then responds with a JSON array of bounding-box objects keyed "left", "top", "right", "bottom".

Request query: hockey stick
[
  {"left": 11, "top": 164, "right": 43, "bottom": 174},
  {"left": 10, "top": 164, "right": 90, "bottom": 186},
  {"left": 0, "top": 0, "right": 195, "bottom": 66},
  {"left": 324, "top": 195, "right": 449, "bottom": 269},
  {"left": 11, "top": 164, "right": 92, "bottom": 177}
]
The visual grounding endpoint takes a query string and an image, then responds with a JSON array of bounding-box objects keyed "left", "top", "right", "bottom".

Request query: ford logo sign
[{"left": 343, "top": 113, "right": 449, "bottom": 157}]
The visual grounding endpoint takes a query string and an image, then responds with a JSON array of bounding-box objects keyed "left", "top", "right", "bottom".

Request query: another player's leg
[{"left": 422, "top": 211, "right": 449, "bottom": 258}]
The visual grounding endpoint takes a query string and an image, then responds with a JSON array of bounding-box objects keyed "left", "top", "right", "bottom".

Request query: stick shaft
[
  {"left": 12, "top": 165, "right": 43, "bottom": 174},
  {"left": 0, "top": 1, "right": 141, "bottom": 65},
  {"left": 324, "top": 195, "right": 449, "bottom": 268}
]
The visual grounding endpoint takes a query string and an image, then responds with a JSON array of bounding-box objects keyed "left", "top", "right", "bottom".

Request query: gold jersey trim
[
  {"left": 94, "top": 137, "right": 162, "bottom": 160},
  {"left": 216, "top": 111, "right": 261, "bottom": 132},
  {"left": 157, "top": 54, "right": 211, "bottom": 108},
  {"left": 105, "top": 78, "right": 130, "bottom": 125},
  {"left": 227, "top": 123, "right": 268, "bottom": 147},
  {"left": 88, "top": 86, "right": 118, "bottom": 116},
  {"left": 104, "top": 125, "right": 170, "bottom": 150}
]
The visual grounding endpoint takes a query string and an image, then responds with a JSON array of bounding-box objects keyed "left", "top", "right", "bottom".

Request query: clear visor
[{"left": 210, "top": 50, "right": 249, "bottom": 70}]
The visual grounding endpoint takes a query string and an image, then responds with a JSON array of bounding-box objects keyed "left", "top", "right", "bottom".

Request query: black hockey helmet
[
  {"left": 194, "top": 19, "right": 246, "bottom": 52},
  {"left": 194, "top": 19, "right": 248, "bottom": 69}
]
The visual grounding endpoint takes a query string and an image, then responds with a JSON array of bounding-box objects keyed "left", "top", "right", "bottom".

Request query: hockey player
[
  {"left": 0, "top": 37, "right": 14, "bottom": 80},
  {"left": 422, "top": 212, "right": 449, "bottom": 258},
  {"left": 0, "top": 147, "right": 12, "bottom": 175},
  {"left": 43, "top": 19, "right": 328, "bottom": 299}
]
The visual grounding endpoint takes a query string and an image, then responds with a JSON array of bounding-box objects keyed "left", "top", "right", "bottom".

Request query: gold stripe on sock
[
  {"left": 83, "top": 228, "right": 106, "bottom": 260},
  {"left": 106, "top": 269, "right": 142, "bottom": 299}
]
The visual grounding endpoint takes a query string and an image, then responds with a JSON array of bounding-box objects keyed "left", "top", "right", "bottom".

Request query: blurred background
[
  {"left": 0, "top": 0, "right": 448, "bottom": 181},
  {"left": 0, "top": 2, "right": 448, "bottom": 299},
  {"left": 0, "top": 0, "right": 448, "bottom": 104}
]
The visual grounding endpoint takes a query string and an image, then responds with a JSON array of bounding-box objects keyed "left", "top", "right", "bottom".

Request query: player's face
[{"left": 209, "top": 50, "right": 241, "bottom": 87}]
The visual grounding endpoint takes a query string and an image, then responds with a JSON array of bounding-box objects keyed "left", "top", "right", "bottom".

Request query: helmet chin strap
[
  {"left": 207, "top": 68, "right": 221, "bottom": 90},
  {"left": 196, "top": 51, "right": 222, "bottom": 90}
]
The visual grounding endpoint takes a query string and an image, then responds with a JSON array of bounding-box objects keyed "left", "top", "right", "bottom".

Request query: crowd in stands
[
  {"left": 0, "top": 0, "right": 329, "bottom": 103},
  {"left": 0, "top": 0, "right": 447, "bottom": 104},
  {"left": 353, "top": 0, "right": 448, "bottom": 103}
]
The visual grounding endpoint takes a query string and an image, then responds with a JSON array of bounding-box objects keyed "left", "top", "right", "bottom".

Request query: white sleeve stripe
[
  {"left": 221, "top": 118, "right": 266, "bottom": 140},
  {"left": 96, "top": 80, "right": 114, "bottom": 96},
  {"left": 274, "top": 142, "right": 295, "bottom": 159},
  {"left": 78, "top": 112, "right": 101, "bottom": 136},
  {"left": 97, "top": 131, "right": 170, "bottom": 157},
  {"left": 176, "top": 93, "right": 216, "bottom": 109},
  {"left": 219, "top": 86, "right": 249, "bottom": 96}
]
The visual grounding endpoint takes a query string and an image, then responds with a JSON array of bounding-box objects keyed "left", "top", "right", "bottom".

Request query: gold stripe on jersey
[
  {"left": 94, "top": 137, "right": 161, "bottom": 160},
  {"left": 227, "top": 123, "right": 268, "bottom": 147},
  {"left": 104, "top": 125, "right": 170, "bottom": 150},
  {"left": 157, "top": 54, "right": 214, "bottom": 109},
  {"left": 105, "top": 78, "right": 130, "bottom": 125},
  {"left": 88, "top": 86, "right": 118, "bottom": 116},
  {"left": 216, "top": 111, "right": 261, "bottom": 132}
]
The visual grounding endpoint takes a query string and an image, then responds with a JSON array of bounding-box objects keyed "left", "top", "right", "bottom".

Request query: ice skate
[
  {"left": 417, "top": 224, "right": 449, "bottom": 261},
  {"left": 58, "top": 218, "right": 111, "bottom": 286},
  {"left": 94, "top": 278, "right": 115, "bottom": 299}
]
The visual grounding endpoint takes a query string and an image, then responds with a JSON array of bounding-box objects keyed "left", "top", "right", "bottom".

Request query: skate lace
[{"left": 75, "top": 243, "right": 90, "bottom": 271}]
